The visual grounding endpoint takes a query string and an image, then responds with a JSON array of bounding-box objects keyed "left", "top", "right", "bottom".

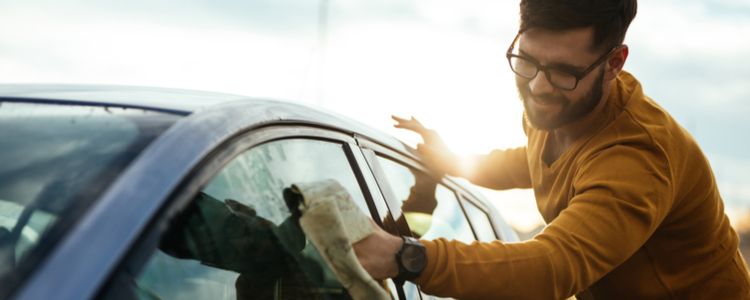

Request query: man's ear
[{"left": 605, "top": 45, "right": 628, "bottom": 81}]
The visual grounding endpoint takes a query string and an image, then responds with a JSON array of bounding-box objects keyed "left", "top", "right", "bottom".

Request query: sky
[{"left": 1, "top": 0, "right": 749, "bottom": 232}]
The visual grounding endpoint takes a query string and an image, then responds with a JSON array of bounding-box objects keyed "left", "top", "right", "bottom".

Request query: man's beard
[{"left": 518, "top": 67, "right": 605, "bottom": 131}]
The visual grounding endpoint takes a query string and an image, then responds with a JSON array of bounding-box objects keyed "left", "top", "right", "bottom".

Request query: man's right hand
[
  {"left": 392, "top": 115, "right": 459, "bottom": 176},
  {"left": 352, "top": 218, "right": 403, "bottom": 280}
]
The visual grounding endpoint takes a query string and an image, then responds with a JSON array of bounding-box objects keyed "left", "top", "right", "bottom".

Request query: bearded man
[{"left": 352, "top": 0, "right": 750, "bottom": 299}]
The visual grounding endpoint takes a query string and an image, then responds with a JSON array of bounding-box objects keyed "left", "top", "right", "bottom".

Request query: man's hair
[{"left": 519, "top": 0, "right": 637, "bottom": 54}]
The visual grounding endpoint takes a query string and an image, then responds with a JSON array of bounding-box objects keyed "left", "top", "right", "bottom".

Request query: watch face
[{"left": 401, "top": 245, "right": 427, "bottom": 272}]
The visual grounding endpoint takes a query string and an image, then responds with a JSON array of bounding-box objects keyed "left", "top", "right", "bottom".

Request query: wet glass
[
  {"left": 131, "top": 139, "right": 386, "bottom": 300},
  {"left": 0, "top": 102, "right": 180, "bottom": 291}
]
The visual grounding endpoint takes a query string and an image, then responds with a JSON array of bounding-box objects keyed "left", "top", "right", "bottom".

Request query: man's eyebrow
[{"left": 518, "top": 49, "right": 586, "bottom": 72}]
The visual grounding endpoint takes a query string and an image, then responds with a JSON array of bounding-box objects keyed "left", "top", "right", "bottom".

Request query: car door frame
[
  {"left": 10, "top": 98, "right": 515, "bottom": 300},
  {"left": 355, "top": 136, "right": 502, "bottom": 243},
  {"left": 357, "top": 135, "right": 521, "bottom": 243},
  {"left": 94, "top": 123, "right": 415, "bottom": 300},
  {"left": 355, "top": 135, "right": 510, "bottom": 300},
  {"left": 10, "top": 98, "right": 407, "bottom": 300}
]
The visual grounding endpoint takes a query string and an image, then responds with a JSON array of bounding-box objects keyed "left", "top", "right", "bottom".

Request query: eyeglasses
[{"left": 506, "top": 32, "right": 620, "bottom": 90}]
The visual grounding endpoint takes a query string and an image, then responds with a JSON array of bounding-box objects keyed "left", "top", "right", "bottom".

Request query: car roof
[
  {"left": 7, "top": 84, "right": 519, "bottom": 300},
  {"left": 0, "top": 84, "right": 508, "bottom": 203},
  {"left": 0, "top": 84, "right": 504, "bottom": 210},
  {"left": 0, "top": 84, "right": 256, "bottom": 115},
  {"left": 0, "top": 83, "right": 414, "bottom": 153}
]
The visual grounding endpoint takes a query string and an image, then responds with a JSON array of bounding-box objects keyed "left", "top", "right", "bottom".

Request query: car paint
[
  {"left": 0, "top": 84, "right": 520, "bottom": 300},
  {"left": 0, "top": 84, "right": 410, "bottom": 155}
]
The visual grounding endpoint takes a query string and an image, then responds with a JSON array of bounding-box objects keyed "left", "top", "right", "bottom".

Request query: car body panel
[
  {"left": 0, "top": 84, "right": 242, "bottom": 115},
  {"left": 0, "top": 84, "right": 413, "bottom": 157},
  {"left": 1, "top": 84, "right": 519, "bottom": 300}
]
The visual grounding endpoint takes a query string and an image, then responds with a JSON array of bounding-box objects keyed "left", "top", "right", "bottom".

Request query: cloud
[
  {"left": 624, "top": 0, "right": 750, "bottom": 160},
  {"left": 630, "top": 0, "right": 750, "bottom": 57},
  {"left": 2, "top": 0, "right": 749, "bottom": 231}
]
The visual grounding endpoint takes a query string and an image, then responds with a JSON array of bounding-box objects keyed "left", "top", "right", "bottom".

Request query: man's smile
[{"left": 529, "top": 95, "right": 563, "bottom": 112}]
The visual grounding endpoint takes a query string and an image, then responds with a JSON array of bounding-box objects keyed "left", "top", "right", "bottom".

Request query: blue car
[{"left": 0, "top": 84, "right": 519, "bottom": 300}]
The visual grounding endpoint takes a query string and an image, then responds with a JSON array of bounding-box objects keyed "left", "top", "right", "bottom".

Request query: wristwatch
[{"left": 393, "top": 236, "right": 428, "bottom": 283}]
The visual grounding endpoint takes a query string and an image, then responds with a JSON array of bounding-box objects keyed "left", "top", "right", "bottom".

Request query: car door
[
  {"left": 355, "top": 138, "right": 503, "bottom": 300},
  {"left": 95, "top": 125, "right": 408, "bottom": 300},
  {"left": 355, "top": 138, "right": 506, "bottom": 243},
  {"left": 458, "top": 195, "right": 499, "bottom": 243}
]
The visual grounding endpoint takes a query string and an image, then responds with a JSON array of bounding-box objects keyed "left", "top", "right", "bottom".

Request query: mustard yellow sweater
[{"left": 413, "top": 71, "right": 750, "bottom": 299}]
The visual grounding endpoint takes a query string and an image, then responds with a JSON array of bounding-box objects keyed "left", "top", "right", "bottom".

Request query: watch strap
[{"left": 393, "top": 236, "right": 427, "bottom": 283}]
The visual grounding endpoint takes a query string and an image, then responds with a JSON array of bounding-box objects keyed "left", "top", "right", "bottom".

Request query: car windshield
[{"left": 0, "top": 102, "right": 181, "bottom": 292}]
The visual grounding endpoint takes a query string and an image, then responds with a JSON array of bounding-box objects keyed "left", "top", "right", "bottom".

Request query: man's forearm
[{"left": 458, "top": 147, "right": 532, "bottom": 190}]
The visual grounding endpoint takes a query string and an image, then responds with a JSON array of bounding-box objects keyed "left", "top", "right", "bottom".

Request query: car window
[
  {"left": 127, "top": 138, "right": 394, "bottom": 300},
  {"left": 375, "top": 156, "right": 475, "bottom": 244},
  {"left": 373, "top": 156, "right": 473, "bottom": 300},
  {"left": 0, "top": 102, "right": 179, "bottom": 287},
  {"left": 460, "top": 198, "right": 497, "bottom": 242}
]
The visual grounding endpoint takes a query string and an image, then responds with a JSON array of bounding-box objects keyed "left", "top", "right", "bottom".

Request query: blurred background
[{"left": 1, "top": 0, "right": 749, "bottom": 239}]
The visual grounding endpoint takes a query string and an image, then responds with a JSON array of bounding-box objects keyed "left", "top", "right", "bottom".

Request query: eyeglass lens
[{"left": 509, "top": 56, "right": 577, "bottom": 90}]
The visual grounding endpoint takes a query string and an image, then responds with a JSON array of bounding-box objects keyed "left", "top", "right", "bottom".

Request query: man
[{"left": 352, "top": 0, "right": 750, "bottom": 299}]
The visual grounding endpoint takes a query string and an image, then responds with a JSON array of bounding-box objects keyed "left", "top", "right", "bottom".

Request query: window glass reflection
[
  {"left": 130, "top": 139, "right": 379, "bottom": 300},
  {"left": 461, "top": 198, "right": 497, "bottom": 242},
  {"left": 0, "top": 102, "right": 179, "bottom": 284},
  {"left": 375, "top": 156, "right": 475, "bottom": 244}
]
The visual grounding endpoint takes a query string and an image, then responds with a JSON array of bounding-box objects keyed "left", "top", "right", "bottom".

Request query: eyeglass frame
[{"left": 506, "top": 31, "right": 621, "bottom": 91}]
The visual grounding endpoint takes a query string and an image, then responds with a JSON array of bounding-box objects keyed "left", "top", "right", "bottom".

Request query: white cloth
[{"left": 293, "top": 179, "right": 389, "bottom": 300}]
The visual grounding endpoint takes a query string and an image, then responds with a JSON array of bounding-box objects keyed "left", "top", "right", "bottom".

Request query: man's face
[{"left": 515, "top": 27, "right": 607, "bottom": 131}]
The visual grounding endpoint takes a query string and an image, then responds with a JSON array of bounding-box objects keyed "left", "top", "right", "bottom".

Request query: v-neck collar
[{"left": 539, "top": 82, "right": 622, "bottom": 172}]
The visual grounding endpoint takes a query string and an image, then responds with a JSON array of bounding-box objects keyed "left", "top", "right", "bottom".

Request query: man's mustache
[{"left": 518, "top": 86, "right": 569, "bottom": 106}]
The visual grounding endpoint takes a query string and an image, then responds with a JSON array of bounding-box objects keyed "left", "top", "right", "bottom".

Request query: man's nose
[{"left": 529, "top": 71, "right": 555, "bottom": 95}]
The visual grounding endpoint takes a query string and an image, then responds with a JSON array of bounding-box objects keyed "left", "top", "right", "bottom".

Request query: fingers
[
  {"left": 392, "top": 115, "right": 428, "bottom": 135},
  {"left": 391, "top": 115, "right": 411, "bottom": 129},
  {"left": 353, "top": 218, "right": 403, "bottom": 280},
  {"left": 391, "top": 115, "right": 408, "bottom": 123},
  {"left": 366, "top": 217, "right": 390, "bottom": 237},
  {"left": 368, "top": 217, "right": 380, "bottom": 230}
]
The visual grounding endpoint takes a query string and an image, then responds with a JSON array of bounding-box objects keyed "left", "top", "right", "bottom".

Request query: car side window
[
  {"left": 374, "top": 156, "right": 474, "bottom": 300},
  {"left": 124, "top": 139, "right": 383, "bottom": 300},
  {"left": 460, "top": 197, "right": 497, "bottom": 242},
  {"left": 374, "top": 156, "right": 475, "bottom": 244}
]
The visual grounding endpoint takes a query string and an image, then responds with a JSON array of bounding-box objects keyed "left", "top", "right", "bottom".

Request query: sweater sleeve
[
  {"left": 458, "top": 146, "right": 532, "bottom": 190},
  {"left": 413, "top": 145, "right": 673, "bottom": 299}
]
